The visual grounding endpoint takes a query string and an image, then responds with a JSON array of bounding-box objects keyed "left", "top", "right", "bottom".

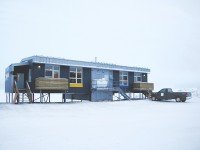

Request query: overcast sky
[{"left": 0, "top": 0, "right": 200, "bottom": 91}]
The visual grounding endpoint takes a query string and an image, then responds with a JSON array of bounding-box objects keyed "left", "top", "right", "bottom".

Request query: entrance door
[{"left": 16, "top": 73, "right": 24, "bottom": 89}]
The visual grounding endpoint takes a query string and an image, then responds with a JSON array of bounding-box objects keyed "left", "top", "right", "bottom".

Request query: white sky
[{"left": 0, "top": 0, "right": 200, "bottom": 91}]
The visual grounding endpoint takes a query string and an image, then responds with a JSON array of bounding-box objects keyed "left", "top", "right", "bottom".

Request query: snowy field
[{"left": 0, "top": 92, "right": 200, "bottom": 150}]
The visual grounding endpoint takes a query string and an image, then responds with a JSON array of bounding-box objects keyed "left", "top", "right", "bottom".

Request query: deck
[
  {"left": 35, "top": 77, "right": 68, "bottom": 90},
  {"left": 133, "top": 82, "right": 154, "bottom": 91}
]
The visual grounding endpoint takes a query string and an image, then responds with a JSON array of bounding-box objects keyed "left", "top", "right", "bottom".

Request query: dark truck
[{"left": 151, "top": 88, "right": 191, "bottom": 102}]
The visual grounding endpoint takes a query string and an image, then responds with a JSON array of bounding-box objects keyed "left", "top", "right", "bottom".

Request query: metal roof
[
  {"left": 21, "top": 55, "right": 150, "bottom": 73},
  {"left": 6, "top": 62, "right": 29, "bottom": 73}
]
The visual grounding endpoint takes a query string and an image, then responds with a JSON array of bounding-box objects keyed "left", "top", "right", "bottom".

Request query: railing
[
  {"left": 113, "top": 81, "right": 120, "bottom": 87},
  {"left": 133, "top": 82, "right": 154, "bottom": 91},
  {"left": 35, "top": 77, "right": 68, "bottom": 90},
  {"left": 91, "top": 80, "right": 120, "bottom": 90},
  {"left": 26, "top": 81, "right": 33, "bottom": 103},
  {"left": 13, "top": 81, "right": 20, "bottom": 104}
]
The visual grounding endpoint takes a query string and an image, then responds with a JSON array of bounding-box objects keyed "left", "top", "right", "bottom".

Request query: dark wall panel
[
  {"left": 83, "top": 67, "right": 91, "bottom": 93},
  {"left": 64, "top": 93, "right": 90, "bottom": 100},
  {"left": 60, "top": 65, "right": 69, "bottom": 78},
  {"left": 31, "top": 63, "right": 45, "bottom": 90},
  {"left": 113, "top": 70, "right": 119, "bottom": 87},
  {"left": 142, "top": 73, "right": 148, "bottom": 82},
  {"left": 31, "top": 63, "right": 45, "bottom": 80},
  {"left": 128, "top": 72, "right": 134, "bottom": 90},
  {"left": 13, "top": 65, "right": 29, "bottom": 89}
]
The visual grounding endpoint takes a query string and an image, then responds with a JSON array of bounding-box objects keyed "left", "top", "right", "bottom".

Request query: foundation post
[
  {"left": 22, "top": 93, "right": 24, "bottom": 103},
  {"left": 32, "top": 93, "right": 34, "bottom": 103},
  {"left": 11, "top": 93, "right": 13, "bottom": 103},
  {"left": 48, "top": 93, "right": 50, "bottom": 103},
  {"left": 40, "top": 90, "right": 42, "bottom": 103}
]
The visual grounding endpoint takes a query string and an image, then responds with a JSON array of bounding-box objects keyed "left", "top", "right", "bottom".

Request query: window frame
[
  {"left": 134, "top": 72, "right": 142, "bottom": 82},
  {"left": 69, "top": 67, "right": 83, "bottom": 84},
  {"left": 45, "top": 64, "right": 60, "bottom": 78},
  {"left": 159, "top": 89, "right": 166, "bottom": 93},
  {"left": 119, "top": 71, "right": 128, "bottom": 86}
]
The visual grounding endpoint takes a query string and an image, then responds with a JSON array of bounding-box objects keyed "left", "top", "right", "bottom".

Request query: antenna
[{"left": 95, "top": 57, "right": 97, "bottom": 62}]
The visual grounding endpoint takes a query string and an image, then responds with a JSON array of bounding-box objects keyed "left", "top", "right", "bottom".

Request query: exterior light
[{"left": 38, "top": 65, "right": 41, "bottom": 69}]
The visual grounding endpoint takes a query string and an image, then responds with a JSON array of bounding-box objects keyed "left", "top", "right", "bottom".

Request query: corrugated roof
[{"left": 21, "top": 55, "right": 150, "bottom": 73}]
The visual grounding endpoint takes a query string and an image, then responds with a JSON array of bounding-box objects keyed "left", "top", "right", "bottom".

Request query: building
[{"left": 5, "top": 55, "right": 154, "bottom": 103}]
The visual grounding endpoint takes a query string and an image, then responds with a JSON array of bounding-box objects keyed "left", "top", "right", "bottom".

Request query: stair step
[{"left": 12, "top": 81, "right": 33, "bottom": 104}]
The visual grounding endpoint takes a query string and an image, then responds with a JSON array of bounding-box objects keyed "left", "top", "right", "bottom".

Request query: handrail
[
  {"left": 26, "top": 81, "right": 32, "bottom": 93},
  {"left": 91, "top": 80, "right": 120, "bottom": 89},
  {"left": 13, "top": 81, "right": 20, "bottom": 104},
  {"left": 14, "top": 81, "right": 19, "bottom": 93},
  {"left": 26, "top": 81, "right": 33, "bottom": 103}
]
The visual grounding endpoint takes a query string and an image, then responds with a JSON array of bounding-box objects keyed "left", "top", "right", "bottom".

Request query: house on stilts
[{"left": 5, "top": 56, "right": 154, "bottom": 103}]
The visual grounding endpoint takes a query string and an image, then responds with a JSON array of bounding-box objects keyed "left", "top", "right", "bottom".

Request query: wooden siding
[
  {"left": 35, "top": 77, "right": 68, "bottom": 90},
  {"left": 133, "top": 83, "right": 154, "bottom": 91}
]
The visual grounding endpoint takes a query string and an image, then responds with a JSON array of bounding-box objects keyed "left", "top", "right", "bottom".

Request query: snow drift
[{"left": 0, "top": 90, "right": 200, "bottom": 150}]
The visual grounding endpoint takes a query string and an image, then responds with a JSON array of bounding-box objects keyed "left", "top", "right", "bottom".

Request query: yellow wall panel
[{"left": 70, "top": 83, "right": 83, "bottom": 88}]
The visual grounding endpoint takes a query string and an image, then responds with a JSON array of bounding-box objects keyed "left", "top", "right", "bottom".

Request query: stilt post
[
  {"left": 48, "top": 93, "right": 50, "bottom": 103},
  {"left": 40, "top": 90, "right": 42, "bottom": 103},
  {"left": 32, "top": 93, "right": 34, "bottom": 103}
]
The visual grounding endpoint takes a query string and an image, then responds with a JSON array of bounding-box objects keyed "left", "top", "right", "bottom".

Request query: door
[
  {"left": 158, "top": 89, "right": 167, "bottom": 99},
  {"left": 165, "top": 88, "right": 173, "bottom": 100},
  {"left": 16, "top": 73, "right": 24, "bottom": 89}
]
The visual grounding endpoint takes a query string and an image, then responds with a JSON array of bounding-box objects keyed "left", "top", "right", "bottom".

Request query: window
[
  {"left": 70, "top": 67, "right": 82, "bottom": 84},
  {"left": 134, "top": 72, "right": 142, "bottom": 82},
  {"left": 45, "top": 65, "right": 60, "bottom": 78},
  {"left": 167, "top": 88, "right": 173, "bottom": 93},
  {"left": 159, "top": 89, "right": 166, "bottom": 93},
  {"left": 119, "top": 71, "right": 128, "bottom": 86}
]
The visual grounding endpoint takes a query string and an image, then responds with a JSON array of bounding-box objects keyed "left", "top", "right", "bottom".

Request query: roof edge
[{"left": 21, "top": 55, "right": 150, "bottom": 73}]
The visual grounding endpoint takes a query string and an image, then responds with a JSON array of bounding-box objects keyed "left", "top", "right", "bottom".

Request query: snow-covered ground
[{"left": 0, "top": 92, "right": 200, "bottom": 150}]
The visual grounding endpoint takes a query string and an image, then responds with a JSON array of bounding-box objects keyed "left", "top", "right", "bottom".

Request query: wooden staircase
[
  {"left": 92, "top": 86, "right": 131, "bottom": 100},
  {"left": 113, "top": 87, "right": 131, "bottom": 100},
  {"left": 13, "top": 81, "right": 20, "bottom": 104},
  {"left": 26, "top": 81, "right": 33, "bottom": 103},
  {"left": 13, "top": 81, "right": 33, "bottom": 104}
]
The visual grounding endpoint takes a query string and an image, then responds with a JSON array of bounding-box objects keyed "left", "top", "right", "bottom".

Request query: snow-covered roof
[{"left": 21, "top": 55, "right": 150, "bottom": 73}]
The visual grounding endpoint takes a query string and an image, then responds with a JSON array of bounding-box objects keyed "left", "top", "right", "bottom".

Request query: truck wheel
[
  {"left": 152, "top": 97, "right": 156, "bottom": 101},
  {"left": 181, "top": 98, "right": 186, "bottom": 102},
  {"left": 176, "top": 97, "right": 181, "bottom": 102}
]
